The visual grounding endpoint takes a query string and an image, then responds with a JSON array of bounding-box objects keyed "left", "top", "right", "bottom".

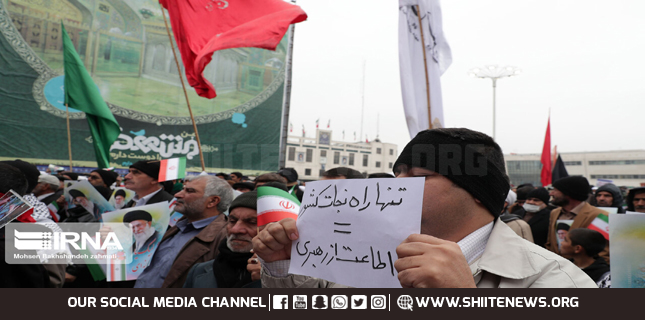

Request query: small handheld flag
[
  {"left": 257, "top": 186, "right": 300, "bottom": 227},
  {"left": 158, "top": 157, "right": 187, "bottom": 182},
  {"left": 588, "top": 214, "right": 609, "bottom": 240}
]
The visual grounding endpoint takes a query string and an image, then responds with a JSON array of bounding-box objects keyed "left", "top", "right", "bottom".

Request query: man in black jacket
[
  {"left": 0, "top": 163, "right": 51, "bottom": 288},
  {"left": 522, "top": 187, "right": 553, "bottom": 248},
  {"left": 123, "top": 160, "right": 174, "bottom": 208},
  {"left": 594, "top": 183, "right": 625, "bottom": 213}
]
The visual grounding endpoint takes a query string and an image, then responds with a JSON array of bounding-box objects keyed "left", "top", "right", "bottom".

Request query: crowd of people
[{"left": 1, "top": 127, "right": 644, "bottom": 288}]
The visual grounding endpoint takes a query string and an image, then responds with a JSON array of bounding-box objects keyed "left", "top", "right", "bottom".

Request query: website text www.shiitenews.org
[
  {"left": 400, "top": 296, "right": 578, "bottom": 310},
  {"left": 65, "top": 295, "right": 579, "bottom": 310}
]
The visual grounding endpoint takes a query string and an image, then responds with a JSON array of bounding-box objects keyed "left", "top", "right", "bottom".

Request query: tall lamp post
[{"left": 468, "top": 65, "right": 521, "bottom": 140}]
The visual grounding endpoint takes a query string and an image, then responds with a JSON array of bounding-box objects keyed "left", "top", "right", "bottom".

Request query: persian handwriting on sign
[
  {"left": 299, "top": 182, "right": 406, "bottom": 218},
  {"left": 295, "top": 240, "right": 395, "bottom": 276},
  {"left": 289, "top": 178, "right": 425, "bottom": 288},
  {"left": 110, "top": 133, "right": 200, "bottom": 159}
]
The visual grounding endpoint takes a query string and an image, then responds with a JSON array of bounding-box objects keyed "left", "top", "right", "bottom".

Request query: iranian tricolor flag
[
  {"left": 588, "top": 214, "right": 609, "bottom": 240},
  {"left": 257, "top": 186, "right": 301, "bottom": 227},
  {"left": 158, "top": 158, "right": 186, "bottom": 182}
]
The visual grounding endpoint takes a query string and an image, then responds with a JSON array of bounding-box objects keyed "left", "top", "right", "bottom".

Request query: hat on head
[
  {"left": 516, "top": 186, "right": 535, "bottom": 201},
  {"left": 130, "top": 161, "right": 160, "bottom": 180},
  {"left": 393, "top": 128, "right": 510, "bottom": 218},
  {"left": 527, "top": 187, "right": 550, "bottom": 204},
  {"left": 68, "top": 189, "right": 86, "bottom": 199},
  {"left": 92, "top": 169, "right": 119, "bottom": 187},
  {"left": 232, "top": 182, "right": 255, "bottom": 191},
  {"left": 261, "top": 181, "right": 289, "bottom": 192},
  {"left": 556, "top": 223, "right": 571, "bottom": 231},
  {"left": 1, "top": 160, "right": 40, "bottom": 193},
  {"left": 123, "top": 210, "right": 153, "bottom": 223},
  {"left": 277, "top": 168, "right": 298, "bottom": 183},
  {"left": 62, "top": 171, "right": 79, "bottom": 180},
  {"left": 114, "top": 189, "right": 126, "bottom": 198},
  {"left": 38, "top": 174, "right": 60, "bottom": 186},
  {"left": 228, "top": 191, "right": 257, "bottom": 212},
  {"left": 552, "top": 176, "right": 590, "bottom": 202}
]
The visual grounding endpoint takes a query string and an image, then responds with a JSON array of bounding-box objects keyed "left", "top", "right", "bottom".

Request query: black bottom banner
[{"left": 0, "top": 289, "right": 634, "bottom": 319}]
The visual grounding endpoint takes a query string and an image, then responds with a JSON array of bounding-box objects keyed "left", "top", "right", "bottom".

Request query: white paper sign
[
  {"left": 597, "top": 207, "right": 618, "bottom": 214},
  {"left": 289, "top": 177, "right": 424, "bottom": 288}
]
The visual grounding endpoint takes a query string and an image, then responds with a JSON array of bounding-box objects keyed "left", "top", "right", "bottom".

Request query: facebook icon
[{"left": 273, "top": 295, "right": 289, "bottom": 309}]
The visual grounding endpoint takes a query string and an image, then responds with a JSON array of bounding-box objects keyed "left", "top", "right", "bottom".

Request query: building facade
[
  {"left": 284, "top": 129, "right": 398, "bottom": 180},
  {"left": 505, "top": 150, "right": 645, "bottom": 187}
]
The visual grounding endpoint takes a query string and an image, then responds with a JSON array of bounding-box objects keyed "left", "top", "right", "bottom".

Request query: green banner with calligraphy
[{"left": 0, "top": 0, "right": 285, "bottom": 174}]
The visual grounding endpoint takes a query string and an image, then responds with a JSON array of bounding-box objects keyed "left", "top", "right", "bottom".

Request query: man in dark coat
[
  {"left": 626, "top": 187, "right": 645, "bottom": 213},
  {"left": 134, "top": 175, "right": 234, "bottom": 288},
  {"left": 594, "top": 183, "right": 625, "bottom": 213},
  {"left": 183, "top": 190, "right": 259, "bottom": 288},
  {"left": 123, "top": 160, "right": 173, "bottom": 208},
  {"left": 522, "top": 187, "right": 553, "bottom": 248}
]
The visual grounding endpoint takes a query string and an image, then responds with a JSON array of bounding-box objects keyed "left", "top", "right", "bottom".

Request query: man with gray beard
[
  {"left": 183, "top": 190, "right": 259, "bottom": 288},
  {"left": 134, "top": 175, "right": 233, "bottom": 288}
]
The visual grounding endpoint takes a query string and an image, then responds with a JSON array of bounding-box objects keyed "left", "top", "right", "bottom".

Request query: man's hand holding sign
[
  {"left": 395, "top": 234, "right": 476, "bottom": 288},
  {"left": 255, "top": 177, "right": 424, "bottom": 288}
]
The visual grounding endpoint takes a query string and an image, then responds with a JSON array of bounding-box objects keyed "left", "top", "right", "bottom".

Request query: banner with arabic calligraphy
[{"left": 0, "top": 0, "right": 285, "bottom": 173}]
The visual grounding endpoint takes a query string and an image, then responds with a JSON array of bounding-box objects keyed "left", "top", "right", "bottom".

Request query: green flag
[{"left": 62, "top": 23, "right": 120, "bottom": 169}]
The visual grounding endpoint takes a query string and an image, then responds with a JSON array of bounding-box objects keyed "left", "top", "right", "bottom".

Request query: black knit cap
[
  {"left": 1, "top": 160, "right": 40, "bottom": 193},
  {"left": 392, "top": 128, "right": 510, "bottom": 218},
  {"left": 229, "top": 191, "right": 257, "bottom": 212},
  {"left": 233, "top": 182, "right": 255, "bottom": 191},
  {"left": 277, "top": 168, "right": 299, "bottom": 183},
  {"left": 130, "top": 160, "right": 160, "bottom": 180},
  {"left": 92, "top": 169, "right": 119, "bottom": 187},
  {"left": 123, "top": 210, "right": 152, "bottom": 223},
  {"left": 552, "top": 176, "right": 590, "bottom": 202},
  {"left": 516, "top": 186, "right": 535, "bottom": 201},
  {"left": 527, "top": 187, "right": 550, "bottom": 204}
]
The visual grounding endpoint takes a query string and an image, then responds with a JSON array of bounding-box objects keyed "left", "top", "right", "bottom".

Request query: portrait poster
[
  {"left": 609, "top": 214, "right": 645, "bottom": 288},
  {"left": 555, "top": 219, "right": 574, "bottom": 251},
  {"left": 64, "top": 180, "right": 115, "bottom": 222},
  {"left": 101, "top": 202, "right": 170, "bottom": 281},
  {"left": 0, "top": 190, "right": 33, "bottom": 229},
  {"left": 109, "top": 187, "right": 136, "bottom": 210}
]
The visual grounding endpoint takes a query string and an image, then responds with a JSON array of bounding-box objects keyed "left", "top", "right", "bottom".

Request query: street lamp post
[{"left": 468, "top": 65, "right": 521, "bottom": 140}]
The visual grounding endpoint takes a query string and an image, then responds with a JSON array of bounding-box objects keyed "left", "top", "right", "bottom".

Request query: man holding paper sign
[{"left": 254, "top": 128, "right": 596, "bottom": 288}]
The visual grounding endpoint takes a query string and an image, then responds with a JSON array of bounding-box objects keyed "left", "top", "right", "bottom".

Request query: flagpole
[
  {"left": 160, "top": 3, "right": 206, "bottom": 172},
  {"left": 65, "top": 104, "right": 73, "bottom": 171},
  {"left": 279, "top": 23, "right": 296, "bottom": 170},
  {"left": 415, "top": 5, "right": 433, "bottom": 129}
]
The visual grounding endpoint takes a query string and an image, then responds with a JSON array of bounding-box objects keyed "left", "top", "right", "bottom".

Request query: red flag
[
  {"left": 540, "top": 117, "right": 552, "bottom": 186},
  {"left": 160, "top": 0, "right": 307, "bottom": 99}
]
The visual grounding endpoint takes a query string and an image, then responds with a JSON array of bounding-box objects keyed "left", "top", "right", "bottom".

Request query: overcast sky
[{"left": 287, "top": 0, "right": 645, "bottom": 155}]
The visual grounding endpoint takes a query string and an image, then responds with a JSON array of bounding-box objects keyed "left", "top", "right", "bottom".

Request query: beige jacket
[
  {"left": 504, "top": 218, "right": 534, "bottom": 243},
  {"left": 261, "top": 219, "right": 597, "bottom": 288}
]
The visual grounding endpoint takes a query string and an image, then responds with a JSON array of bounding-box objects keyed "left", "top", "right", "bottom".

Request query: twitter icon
[{"left": 351, "top": 295, "right": 367, "bottom": 309}]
